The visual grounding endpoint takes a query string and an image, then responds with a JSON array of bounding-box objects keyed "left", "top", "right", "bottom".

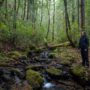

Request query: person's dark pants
[{"left": 81, "top": 48, "right": 89, "bottom": 67}]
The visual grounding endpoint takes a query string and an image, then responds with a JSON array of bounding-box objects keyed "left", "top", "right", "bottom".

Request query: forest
[{"left": 0, "top": 0, "right": 90, "bottom": 90}]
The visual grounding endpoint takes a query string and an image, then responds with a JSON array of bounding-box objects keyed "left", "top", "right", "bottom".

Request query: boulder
[{"left": 26, "top": 69, "right": 44, "bottom": 89}]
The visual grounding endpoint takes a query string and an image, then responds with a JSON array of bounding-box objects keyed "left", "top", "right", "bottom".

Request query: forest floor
[
  {"left": 58, "top": 46, "right": 90, "bottom": 66},
  {"left": 0, "top": 46, "right": 90, "bottom": 90}
]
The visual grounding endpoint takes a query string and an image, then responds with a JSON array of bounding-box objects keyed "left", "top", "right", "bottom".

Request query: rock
[
  {"left": 7, "top": 51, "right": 22, "bottom": 60},
  {"left": 10, "top": 68, "right": 25, "bottom": 79},
  {"left": 22, "top": 81, "right": 33, "bottom": 90},
  {"left": 46, "top": 67, "right": 62, "bottom": 79},
  {"left": 48, "top": 53, "right": 56, "bottom": 59},
  {"left": 60, "top": 51, "right": 76, "bottom": 66},
  {"left": 71, "top": 65, "right": 86, "bottom": 79},
  {"left": 26, "top": 69, "right": 44, "bottom": 89},
  {"left": 71, "top": 65, "right": 90, "bottom": 85}
]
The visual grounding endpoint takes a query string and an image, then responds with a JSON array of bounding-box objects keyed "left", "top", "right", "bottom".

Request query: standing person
[{"left": 79, "top": 31, "right": 89, "bottom": 67}]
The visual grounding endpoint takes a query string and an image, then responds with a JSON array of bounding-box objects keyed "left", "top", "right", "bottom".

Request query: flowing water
[{"left": 42, "top": 78, "right": 65, "bottom": 90}]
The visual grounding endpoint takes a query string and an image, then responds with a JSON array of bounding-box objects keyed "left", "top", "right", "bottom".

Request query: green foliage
[
  {"left": 26, "top": 69, "right": 44, "bottom": 89},
  {"left": 14, "top": 21, "right": 45, "bottom": 49},
  {"left": 57, "top": 30, "right": 68, "bottom": 43},
  {"left": 0, "top": 21, "right": 45, "bottom": 50},
  {"left": 0, "top": 23, "right": 13, "bottom": 42}
]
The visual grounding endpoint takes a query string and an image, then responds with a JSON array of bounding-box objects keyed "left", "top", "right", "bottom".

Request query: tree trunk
[
  {"left": 0, "top": 0, "right": 5, "bottom": 7},
  {"left": 23, "top": 0, "right": 27, "bottom": 20},
  {"left": 77, "top": 0, "right": 80, "bottom": 31},
  {"left": 5, "top": 0, "right": 7, "bottom": 19},
  {"left": 46, "top": 0, "right": 51, "bottom": 39},
  {"left": 13, "top": 0, "right": 17, "bottom": 29},
  {"left": 27, "top": 0, "right": 29, "bottom": 20},
  {"left": 80, "top": 0, "right": 85, "bottom": 31},
  {"left": 16, "top": 0, "right": 20, "bottom": 15},
  {"left": 72, "top": 0, "right": 75, "bottom": 23},
  {"left": 63, "top": 0, "right": 75, "bottom": 47},
  {"left": 52, "top": 0, "right": 55, "bottom": 41},
  {"left": 40, "top": 0, "right": 43, "bottom": 26}
]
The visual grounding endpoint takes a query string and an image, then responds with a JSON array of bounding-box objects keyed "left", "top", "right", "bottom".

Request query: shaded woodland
[{"left": 0, "top": 0, "right": 90, "bottom": 90}]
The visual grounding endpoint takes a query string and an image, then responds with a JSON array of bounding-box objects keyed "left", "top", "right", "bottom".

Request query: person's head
[{"left": 81, "top": 31, "right": 86, "bottom": 37}]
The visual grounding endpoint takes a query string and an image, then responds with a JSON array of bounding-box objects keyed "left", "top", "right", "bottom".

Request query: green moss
[
  {"left": 7, "top": 51, "right": 22, "bottom": 59},
  {"left": 46, "top": 67, "right": 62, "bottom": 76},
  {"left": 71, "top": 65, "right": 90, "bottom": 81},
  {"left": 26, "top": 69, "right": 44, "bottom": 89},
  {"left": 60, "top": 52, "right": 75, "bottom": 66},
  {"left": 0, "top": 53, "right": 10, "bottom": 63},
  {"left": 61, "top": 59, "right": 71, "bottom": 66},
  {"left": 71, "top": 65, "right": 86, "bottom": 78}
]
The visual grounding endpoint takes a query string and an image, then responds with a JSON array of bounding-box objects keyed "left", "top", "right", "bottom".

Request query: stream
[
  {"left": 42, "top": 78, "right": 65, "bottom": 90},
  {"left": 0, "top": 50, "right": 90, "bottom": 90}
]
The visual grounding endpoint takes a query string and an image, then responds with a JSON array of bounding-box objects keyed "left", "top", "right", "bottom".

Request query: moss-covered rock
[
  {"left": 71, "top": 65, "right": 86, "bottom": 79},
  {"left": 71, "top": 65, "right": 90, "bottom": 85},
  {"left": 26, "top": 69, "right": 44, "bottom": 89},
  {"left": 46, "top": 67, "right": 62, "bottom": 77},
  {"left": 7, "top": 51, "right": 22, "bottom": 59},
  {"left": 60, "top": 52, "right": 75, "bottom": 66},
  {"left": 10, "top": 68, "right": 25, "bottom": 79},
  {"left": 0, "top": 53, "right": 10, "bottom": 63}
]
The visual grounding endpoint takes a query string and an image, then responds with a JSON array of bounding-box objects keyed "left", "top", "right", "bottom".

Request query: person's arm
[
  {"left": 78, "top": 38, "right": 81, "bottom": 49},
  {"left": 86, "top": 37, "right": 89, "bottom": 47}
]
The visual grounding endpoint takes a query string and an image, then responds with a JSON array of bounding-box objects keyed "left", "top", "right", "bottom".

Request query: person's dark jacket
[{"left": 79, "top": 35, "right": 89, "bottom": 49}]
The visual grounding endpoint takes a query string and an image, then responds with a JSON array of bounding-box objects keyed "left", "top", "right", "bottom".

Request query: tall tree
[
  {"left": 16, "top": 0, "right": 20, "bottom": 15},
  {"left": 52, "top": 0, "right": 55, "bottom": 41},
  {"left": 5, "top": 0, "right": 7, "bottom": 19},
  {"left": 23, "top": 0, "right": 27, "bottom": 20},
  {"left": 46, "top": 0, "right": 51, "bottom": 39},
  {"left": 13, "top": 0, "right": 17, "bottom": 29},
  {"left": 27, "top": 0, "right": 30, "bottom": 20},
  {"left": 0, "top": 0, "right": 4, "bottom": 7},
  {"left": 40, "top": 0, "right": 43, "bottom": 26},
  {"left": 72, "top": 0, "right": 75, "bottom": 23},
  {"left": 77, "top": 0, "right": 80, "bottom": 31},
  {"left": 80, "top": 0, "right": 85, "bottom": 31},
  {"left": 63, "top": 0, "right": 75, "bottom": 47}
]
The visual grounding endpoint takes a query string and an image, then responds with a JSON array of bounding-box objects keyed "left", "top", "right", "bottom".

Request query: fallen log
[
  {"left": 47, "top": 42, "right": 70, "bottom": 49},
  {"left": 28, "top": 42, "right": 70, "bottom": 55}
]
